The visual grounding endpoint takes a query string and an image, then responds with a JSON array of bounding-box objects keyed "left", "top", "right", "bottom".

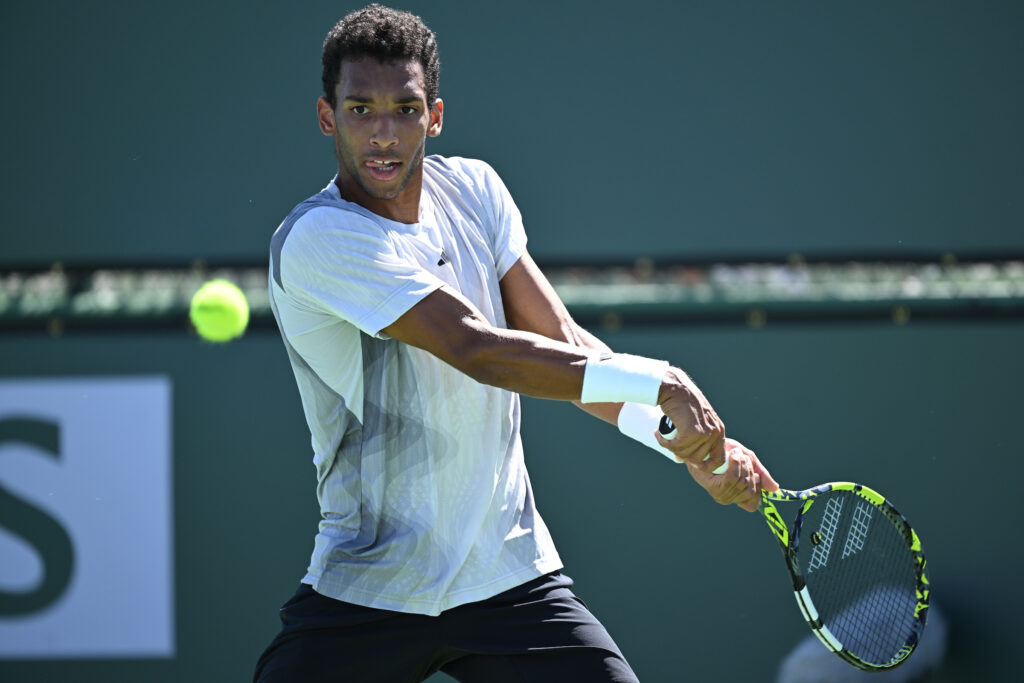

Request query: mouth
[{"left": 365, "top": 159, "right": 402, "bottom": 181}]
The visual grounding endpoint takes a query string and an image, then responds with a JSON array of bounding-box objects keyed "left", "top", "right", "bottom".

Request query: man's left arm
[
  {"left": 498, "top": 251, "right": 780, "bottom": 505},
  {"left": 498, "top": 252, "right": 622, "bottom": 425}
]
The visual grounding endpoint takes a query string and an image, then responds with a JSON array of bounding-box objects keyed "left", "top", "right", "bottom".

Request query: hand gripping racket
[{"left": 659, "top": 417, "right": 930, "bottom": 671}]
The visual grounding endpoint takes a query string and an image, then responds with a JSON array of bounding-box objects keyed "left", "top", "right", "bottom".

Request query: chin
[
  {"left": 360, "top": 183, "right": 403, "bottom": 201},
  {"left": 363, "top": 174, "right": 412, "bottom": 200}
]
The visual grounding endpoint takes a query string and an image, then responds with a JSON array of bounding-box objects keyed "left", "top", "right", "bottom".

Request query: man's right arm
[
  {"left": 381, "top": 283, "right": 765, "bottom": 510},
  {"left": 381, "top": 284, "right": 591, "bottom": 402}
]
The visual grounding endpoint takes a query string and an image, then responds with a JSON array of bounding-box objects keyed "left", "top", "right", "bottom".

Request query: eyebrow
[{"left": 343, "top": 95, "right": 424, "bottom": 105}]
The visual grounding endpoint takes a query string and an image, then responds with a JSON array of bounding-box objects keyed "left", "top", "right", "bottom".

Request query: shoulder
[
  {"left": 270, "top": 183, "right": 391, "bottom": 288},
  {"left": 424, "top": 155, "right": 503, "bottom": 193},
  {"left": 425, "top": 154, "right": 497, "bottom": 176},
  {"left": 274, "top": 186, "right": 386, "bottom": 254}
]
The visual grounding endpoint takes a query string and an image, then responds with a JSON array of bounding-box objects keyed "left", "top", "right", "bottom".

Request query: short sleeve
[
  {"left": 477, "top": 162, "right": 527, "bottom": 278},
  {"left": 278, "top": 207, "right": 445, "bottom": 337}
]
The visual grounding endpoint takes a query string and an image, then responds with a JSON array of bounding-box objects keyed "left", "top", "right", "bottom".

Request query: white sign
[{"left": 0, "top": 377, "right": 174, "bottom": 659}]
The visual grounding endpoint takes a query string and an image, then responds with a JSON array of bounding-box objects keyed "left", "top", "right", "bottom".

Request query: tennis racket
[{"left": 659, "top": 417, "right": 930, "bottom": 672}]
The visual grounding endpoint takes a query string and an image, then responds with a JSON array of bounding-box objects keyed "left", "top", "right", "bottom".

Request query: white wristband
[
  {"left": 617, "top": 403, "right": 680, "bottom": 463},
  {"left": 581, "top": 353, "right": 668, "bottom": 405}
]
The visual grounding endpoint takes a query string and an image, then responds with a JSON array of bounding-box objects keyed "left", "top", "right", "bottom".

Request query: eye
[
  {"left": 351, "top": 105, "right": 369, "bottom": 115},
  {"left": 399, "top": 106, "right": 419, "bottom": 115}
]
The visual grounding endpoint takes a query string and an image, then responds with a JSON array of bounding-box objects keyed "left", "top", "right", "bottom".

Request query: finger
[
  {"left": 723, "top": 439, "right": 775, "bottom": 495},
  {"left": 653, "top": 430, "right": 690, "bottom": 463},
  {"left": 740, "top": 472, "right": 762, "bottom": 512},
  {"left": 724, "top": 463, "right": 757, "bottom": 511},
  {"left": 694, "top": 437, "right": 727, "bottom": 473},
  {"left": 728, "top": 452, "right": 756, "bottom": 505},
  {"left": 752, "top": 456, "right": 780, "bottom": 492},
  {"left": 653, "top": 429, "right": 682, "bottom": 457},
  {"left": 686, "top": 460, "right": 724, "bottom": 495},
  {"left": 708, "top": 454, "right": 744, "bottom": 506},
  {"left": 657, "top": 430, "right": 717, "bottom": 465}
]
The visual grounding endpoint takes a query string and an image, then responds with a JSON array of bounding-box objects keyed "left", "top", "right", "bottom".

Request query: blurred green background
[
  {"left": 2, "top": 0, "right": 1022, "bottom": 681},
  {"left": 3, "top": 0, "right": 1021, "bottom": 263}
]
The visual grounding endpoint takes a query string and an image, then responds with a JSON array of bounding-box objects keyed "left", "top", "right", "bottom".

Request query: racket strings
[{"left": 796, "top": 490, "right": 920, "bottom": 666}]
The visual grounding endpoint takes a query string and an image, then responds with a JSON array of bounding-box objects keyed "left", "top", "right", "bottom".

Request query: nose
[{"left": 370, "top": 115, "right": 398, "bottom": 150}]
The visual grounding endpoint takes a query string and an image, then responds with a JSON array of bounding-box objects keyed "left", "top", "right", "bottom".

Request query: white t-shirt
[{"left": 268, "top": 155, "right": 562, "bottom": 615}]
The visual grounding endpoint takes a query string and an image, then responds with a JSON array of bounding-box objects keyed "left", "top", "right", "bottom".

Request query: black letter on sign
[{"left": 0, "top": 418, "right": 75, "bottom": 616}]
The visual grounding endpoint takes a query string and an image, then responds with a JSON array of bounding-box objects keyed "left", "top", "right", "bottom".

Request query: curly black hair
[{"left": 321, "top": 4, "right": 440, "bottom": 109}]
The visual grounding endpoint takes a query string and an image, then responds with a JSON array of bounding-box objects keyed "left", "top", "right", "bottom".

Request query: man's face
[{"left": 318, "top": 58, "right": 442, "bottom": 215}]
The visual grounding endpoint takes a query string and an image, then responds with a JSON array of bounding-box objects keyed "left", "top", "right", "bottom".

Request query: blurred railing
[{"left": 2, "top": 255, "right": 1023, "bottom": 334}]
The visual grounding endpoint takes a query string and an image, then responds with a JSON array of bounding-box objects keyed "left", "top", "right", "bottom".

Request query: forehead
[{"left": 337, "top": 58, "right": 427, "bottom": 101}]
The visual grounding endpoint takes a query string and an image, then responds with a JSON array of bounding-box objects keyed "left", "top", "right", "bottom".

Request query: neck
[{"left": 335, "top": 164, "right": 424, "bottom": 224}]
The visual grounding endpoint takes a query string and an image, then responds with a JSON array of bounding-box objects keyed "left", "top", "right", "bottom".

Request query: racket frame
[{"left": 760, "top": 482, "right": 930, "bottom": 671}]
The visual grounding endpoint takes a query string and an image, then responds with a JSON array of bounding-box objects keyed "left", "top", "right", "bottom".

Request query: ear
[
  {"left": 427, "top": 98, "right": 444, "bottom": 138},
  {"left": 317, "top": 97, "right": 336, "bottom": 136}
]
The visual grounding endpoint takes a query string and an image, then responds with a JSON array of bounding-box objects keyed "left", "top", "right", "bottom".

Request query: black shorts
[{"left": 253, "top": 571, "right": 639, "bottom": 683}]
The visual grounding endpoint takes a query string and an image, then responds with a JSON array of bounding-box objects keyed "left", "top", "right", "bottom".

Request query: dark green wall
[
  {"left": 1, "top": 322, "right": 1020, "bottom": 681},
  {"left": 2, "top": 0, "right": 1021, "bottom": 264}
]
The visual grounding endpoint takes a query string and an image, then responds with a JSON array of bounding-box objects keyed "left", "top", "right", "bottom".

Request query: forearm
[
  {"left": 497, "top": 254, "right": 622, "bottom": 422},
  {"left": 565, "top": 324, "right": 622, "bottom": 425},
  {"left": 508, "top": 311, "right": 621, "bottom": 424},
  {"left": 422, "top": 312, "right": 591, "bottom": 400},
  {"left": 384, "top": 286, "right": 596, "bottom": 400}
]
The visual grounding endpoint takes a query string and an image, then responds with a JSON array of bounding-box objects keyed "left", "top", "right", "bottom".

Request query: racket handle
[
  {"left": 658, "top": 414, "right": 677, "bottom": 439},
  {"left": 658, "top": 416, "right": 730, "bottom": 475}
]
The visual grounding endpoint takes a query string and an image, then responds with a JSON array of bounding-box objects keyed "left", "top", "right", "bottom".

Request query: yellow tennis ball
[{"left": 189, "top": 279, "right": 249, "bottom": 342}]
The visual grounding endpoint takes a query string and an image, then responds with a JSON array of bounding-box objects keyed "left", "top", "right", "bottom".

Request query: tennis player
[{"left": 255, "top": 5, "right": 777, "bottom": 682}]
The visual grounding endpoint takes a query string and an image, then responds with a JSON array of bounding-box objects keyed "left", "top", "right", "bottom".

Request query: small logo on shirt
[{"left": 437, "top": 248, "right": 450, "bottom": 267}]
